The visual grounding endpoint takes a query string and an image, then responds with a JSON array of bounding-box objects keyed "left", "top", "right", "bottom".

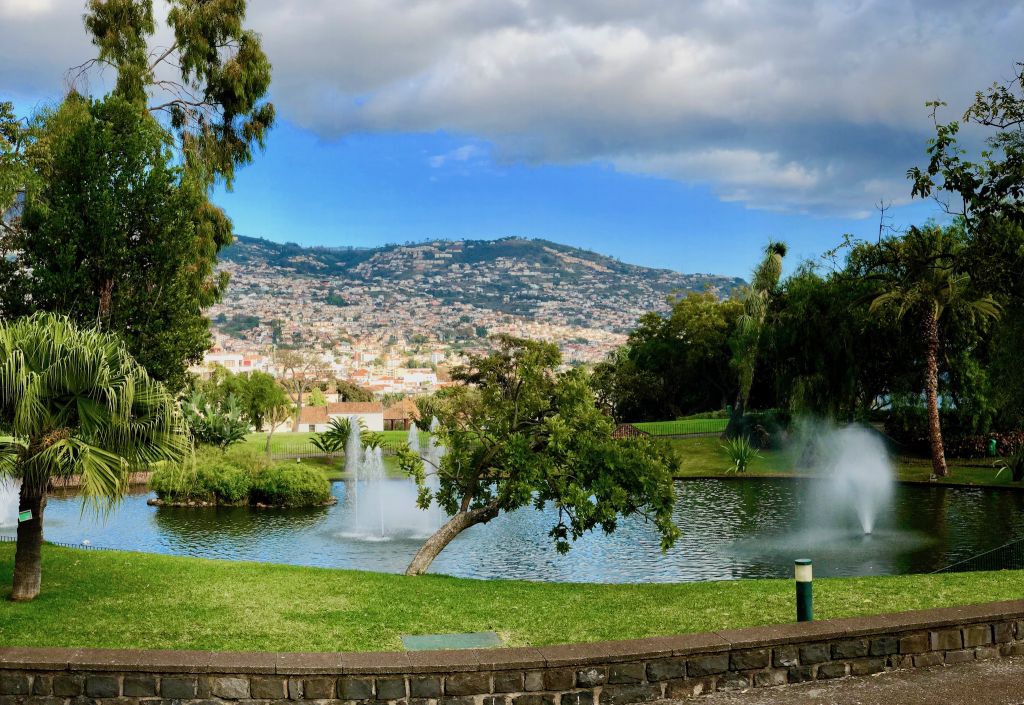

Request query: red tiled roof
[
  {"left": 327, "top": 401, "right": 384, "bottom": 415},
  {"left": 298, "top": 406, "right": 329, "bottom": 424}
]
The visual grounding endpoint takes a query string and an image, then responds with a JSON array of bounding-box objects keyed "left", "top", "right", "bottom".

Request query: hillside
[{"left": 212, "top": 236, "right": 744, "bottom": 360}]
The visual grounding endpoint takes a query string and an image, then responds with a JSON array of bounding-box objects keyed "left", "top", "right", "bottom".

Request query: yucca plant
[
  {"left": 311, "top": 417, "right": 353, "bottom": 454},
  {"left": 0, "top": 313, "right": 187, "bottom": 601},
  {"left": 994, "top": 447, "right": 1024, "bottom": 482},
  {"left": 722, "top": 436, "right": 760, "bottom": 474}
]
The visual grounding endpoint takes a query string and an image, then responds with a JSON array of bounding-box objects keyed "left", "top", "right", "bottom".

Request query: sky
[{"left": 2, "top": 0, "right": 1022, "bottom": 278}]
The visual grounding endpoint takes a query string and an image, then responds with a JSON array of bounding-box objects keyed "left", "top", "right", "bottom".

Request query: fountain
[
  {"left": 407, "top": 421, "right": 420, "bottom": 453},
  {"left": 798, "top": 422, "right": 895, "bottom": 535},
  {"left": 0, "top": 477, "right": 19, "bottom": 528},
  {"left": 342, "top": 417, "right": 448, "bottom": 540}
]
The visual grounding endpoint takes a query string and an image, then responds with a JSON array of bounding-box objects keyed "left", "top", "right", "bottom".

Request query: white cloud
[
  {"left": 2, "top": 0, "right": 1022, "bottom": 214},
  {"left": 428, "top": 144, "right": 484, "bottom": 168}
]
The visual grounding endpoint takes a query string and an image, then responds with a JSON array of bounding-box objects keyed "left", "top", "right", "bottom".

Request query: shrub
[
  {"left": 678, "top": 410, "right": 728, "bottom": 420},
  {"left": 150, "top": 446, "right": 276, "bottom": 505},
  {"left": 250, "top": 463, "right": 332, "bottom": 507},
  {"left": 945, "top": 431, "right": 1024, "bottom": 459}
]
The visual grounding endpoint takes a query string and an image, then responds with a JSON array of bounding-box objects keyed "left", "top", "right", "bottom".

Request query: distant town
[{"left": 194, "top": 235, "right": 744, "bottom": 396}]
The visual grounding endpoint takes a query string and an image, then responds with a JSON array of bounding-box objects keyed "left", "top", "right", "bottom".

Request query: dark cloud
[{"left": 3, "top": 0, "right": 1021, "bottom": 214}]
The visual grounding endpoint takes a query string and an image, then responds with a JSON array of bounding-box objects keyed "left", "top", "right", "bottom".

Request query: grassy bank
[
  {"left": 662, "top": 437, "right": 1017, "bottom": 488},
  {"left": 243, "top": 430, "right": 421, "bottom": 455},
  {"left": 0, "top": 544, "right": 1020, "bottom": 652},
  {"left": 244, "top": 432, "right": 1013, "bottom": 488}
]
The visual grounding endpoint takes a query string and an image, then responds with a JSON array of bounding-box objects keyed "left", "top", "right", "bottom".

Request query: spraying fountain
[
  {"left": 342, "top": 417, "right": 447, "bottom": 540},
  {"left": 820, "top": 425, "right": 894, "bottom": 534},
  {"left": 407, "top": 421, "right": 420, "bottom": 453}
]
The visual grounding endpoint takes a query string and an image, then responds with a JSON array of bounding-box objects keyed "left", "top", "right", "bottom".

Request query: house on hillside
[
  {"left": 384, "top": 398, "right": 421, "bottom": 431},
  {"left": 295, "top": 401, "right": 385, "bottom": 433}
]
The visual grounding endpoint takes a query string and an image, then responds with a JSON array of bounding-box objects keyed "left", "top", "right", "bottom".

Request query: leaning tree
[
  {"left": 398, "top": 336, "right": 680, "bottom": 576},
  {"left": 0, "top": 313, "right": 187, "bottom": 601}
]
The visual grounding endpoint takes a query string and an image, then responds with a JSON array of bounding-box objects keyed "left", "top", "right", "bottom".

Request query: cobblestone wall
[{"left": 2, "top": 601, "right": 1023, "bottom": 705}]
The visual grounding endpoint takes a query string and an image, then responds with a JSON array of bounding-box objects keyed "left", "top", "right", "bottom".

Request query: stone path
[{"left": 684, "top": 656, "right": 1024, "bottom": 704}]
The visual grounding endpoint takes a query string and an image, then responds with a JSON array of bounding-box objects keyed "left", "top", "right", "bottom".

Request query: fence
[
  {"left": 631, "top": 418, "right": 729, "bottom": 438},
  {"left": 932, "top": 536, "right": 1024, "bottom": 574},
  {"left": 267, "top": 438, "right": 404, "bottom": 461}
]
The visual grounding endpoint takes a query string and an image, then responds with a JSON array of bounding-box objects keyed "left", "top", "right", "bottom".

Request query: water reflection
[{"left": 5, "top": 479, "right": 1023, "bottom": 583}]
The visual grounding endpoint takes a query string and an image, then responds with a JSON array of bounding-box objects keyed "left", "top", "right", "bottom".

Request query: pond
[{"left": 3, "top": 478, "right": 1023, "bottom": 583}]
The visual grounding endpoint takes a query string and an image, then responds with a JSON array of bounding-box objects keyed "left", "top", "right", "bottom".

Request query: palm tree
[
  {"left": 0, "top": 313, "right": 187, "bottom": 601},
  {"left": 728, "top": 241, "right": 787, "bottom": 434},
  {"left": 869, "top": 226, "right": 1000, "bottom": 477}
]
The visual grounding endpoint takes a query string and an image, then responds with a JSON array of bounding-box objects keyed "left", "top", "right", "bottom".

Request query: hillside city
[{"left": 196, "top": 236, "right": 743, "bottom": 396}]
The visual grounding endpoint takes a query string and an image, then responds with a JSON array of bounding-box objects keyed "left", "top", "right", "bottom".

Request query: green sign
[{"left": 18, "top": 510, "right": 31, "bottom": 523}]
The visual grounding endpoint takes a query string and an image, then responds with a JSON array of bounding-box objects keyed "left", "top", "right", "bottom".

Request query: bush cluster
[
  {"left": 150, "top": 446, "right": 332, "bottom": 507},
  {"left": 944, "top": 431, "right": 1024, "bottom": 459},
  {"left": 250, "top": 463, "right": 332, "bottom": 507}
]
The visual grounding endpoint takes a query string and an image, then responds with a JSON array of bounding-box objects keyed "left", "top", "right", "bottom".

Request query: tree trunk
[
  {"left": 292, "top": 388, "right": 303, "bottom": 432},
  {"left": 923, "top": 309, "right": 949, "bottom": 478},
  {"left": 405, "top": 502, "right": 500, "bottom": 576},
  {"left": 10, "top": 483, "right": 46, "bottom": 602},
  {"left": 724, "top": 391, "right": 745, "bottom": 439}
]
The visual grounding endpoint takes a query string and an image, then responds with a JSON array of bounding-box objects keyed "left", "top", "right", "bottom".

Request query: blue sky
[
  {"left": 3, "top": 0, "right": 1018, "bottom": 279},
  {"left": 213, "top": 120, "right": 940, "bottom": 277}
]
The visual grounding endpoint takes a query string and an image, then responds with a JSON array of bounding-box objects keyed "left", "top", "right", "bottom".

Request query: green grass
[
  {"left": 1, "top": 543, "right": 1021, "bottom": 652},
  {"left": 663, "top": 437, "right": 1021, "bottom": 488},
  {"left": 243, "top": 431, "right": 421, "bottom": 453},
  {"left": 634, "top": 419, "right": 729, "bottom": 435}
]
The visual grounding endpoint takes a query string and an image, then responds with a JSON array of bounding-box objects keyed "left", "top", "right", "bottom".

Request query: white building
[{"left": 295, "top": 401, "right": 384, "bottom": 433}]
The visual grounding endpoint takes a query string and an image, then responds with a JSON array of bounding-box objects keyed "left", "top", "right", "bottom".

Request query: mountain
[{"left": 212, "top": 236, "right": 744, "bottom": 360}]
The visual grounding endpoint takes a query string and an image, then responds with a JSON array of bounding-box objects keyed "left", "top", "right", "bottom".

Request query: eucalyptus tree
[
  {"left": 868, "top": 226, "right": 1000, "bottom": 477},
  {"left": 398, "top": 336, "right": 680, "bottom": 576},
  {"left": 80, "top": 0, "right": 275, "bottom": 192},
  {"left": 0, "top": 313, "right": 187, "bottom": 601}
]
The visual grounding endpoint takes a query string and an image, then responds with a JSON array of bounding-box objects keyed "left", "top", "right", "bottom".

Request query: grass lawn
[
  {"left": 244, "top": 431, "right": 423, "bottom": 453},
  {"left": 663, "top": 437, "right": 1019, "bottom": 488},
  {"left": 1, "top": 543, "right": 1021, "bottom": 652},
  {"left": 634, "top": 418, "right": 728, "bottom": 435}
]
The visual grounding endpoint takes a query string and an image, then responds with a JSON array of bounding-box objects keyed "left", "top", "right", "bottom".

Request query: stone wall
[{"left": 3, "top": 601, "right": 1024, "bottom": 705}]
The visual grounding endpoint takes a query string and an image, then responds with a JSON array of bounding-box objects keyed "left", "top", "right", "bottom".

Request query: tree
[
  {"left": 592, "top": 293, "right": 741, "bottom": 421},
  {"left": 79, "top": 0, "right": 274, "bottom": 192},
  {"left": 398, "top": 336, "right": 680, "bottom": 576},
  {"left": 275, "top": 349, "right": 331, "bottom": 431},
  {"left": 765, "top": 264, "right": 918, "bottom": 421},
  {"left": 1, "top": 94, "right": 219, "bottom": 390},
  {"left": 307, "top": 387, "right": 327, "bottom": 408},
  {"left": 261, "top": 401, "right": 294, "bottom": 455},
  {"left": 3, "top": 1, "right": 273, "bottom": 390},
  {"left": 335, "top": 379, "right": 374, "bottom": 402},
  {"left": 0, "top": 313, "right": 187, "bottom": 600},
  {"left": 908, "top": 63, "right": 1024, "bottom": 233},
  {"left": 728, "top": 241, "right": 787, "bottom": 431},
  {"left": 867, "top": 225, "right": 1000, "bottom": 477},
  {"left": 193, "top": 368, "right": 289, "bottom": 431}
]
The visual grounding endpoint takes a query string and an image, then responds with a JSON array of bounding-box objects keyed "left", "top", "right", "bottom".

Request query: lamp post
[{"left": 795, "top": 558, "right": 813, "bottom": 622}]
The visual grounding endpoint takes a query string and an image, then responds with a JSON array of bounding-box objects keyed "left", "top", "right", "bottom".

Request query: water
[{"left": 9, "top": 478, "right": 1024, "bottom": 583}]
